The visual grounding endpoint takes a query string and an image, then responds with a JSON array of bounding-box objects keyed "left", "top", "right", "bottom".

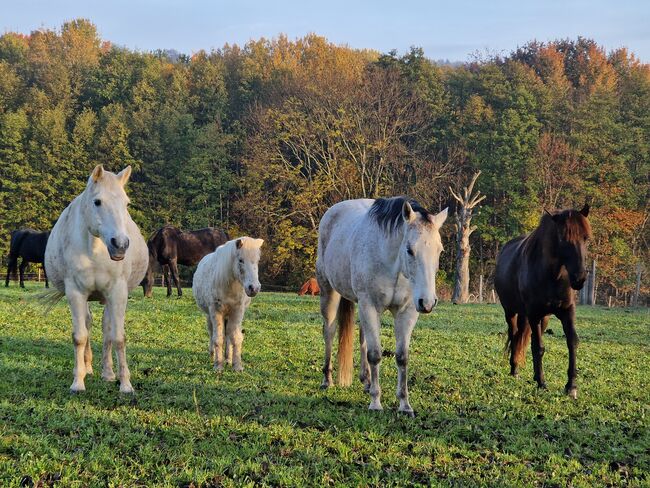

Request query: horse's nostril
[
  {"left": 433, "top": 298, "right": 438, "bottom": 308},
  {"left": 110, "top": 237, "right": 117, "bottom": 248},
  {"left": 418, "top": 298, "right": 424, "bottom": 310}
]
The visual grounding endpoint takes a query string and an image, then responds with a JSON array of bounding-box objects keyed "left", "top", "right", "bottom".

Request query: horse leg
[
  {"left": 318, "top": 279, "right": 341, "bottom": 389},
  {"left": 557, "top": 306, "right": 579, "bottom": 399},
  {"left": 164, "top": 265, "right": 172, "bottom": 297},
  {"left": 66, "top": 287, "right": 89, "bottom": 392},
  {"left": 225, "top": 319, "right": 232, "bottom": 365},
  {"left": 101, "top": 307, "right": 116, "bottom": 381},
  {"left": 19, "top": 259, "right": 27, "bottom": 288},
  {"left": 505, "top": 310, "right": 518, "bottom": 376},
  {"left": 393, "top": 306, "right": 419, "bottom": 416},
  {"left": 228, "top": 306, "right": 246, "bottom": 372},
  {"left": 5, "top": 256, "right": 16, "bottom": 287},
  {"left": 529, "top": 314, "right": 546, "bottom": 389},
  {"left": 107, "top": 282, "right": 133, "bottom": 393},
  {"left": 43, "top": 265, "right": 49, "bottom": 288},
  {"left": 209, "top": 306, "right": 225, "bottom": 372},
  {"left": 169, "top": 260, "right": 182, "bottom": 297},
  {"left": 84, "top": 304, "right": 93, "bottom": 375},
  {"left": 358, "top": 300, "right": 383, "bottom": 411},
  {"left": 359, "top": 327, "right": 371, "bottom": 392},
  {"left": 206, "top": 316, "right": 215, "bottom": 363}
]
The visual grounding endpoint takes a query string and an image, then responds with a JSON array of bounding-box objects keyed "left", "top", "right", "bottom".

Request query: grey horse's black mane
[{"left": 369, "top": 196, "right": 431, "bottom": 233}]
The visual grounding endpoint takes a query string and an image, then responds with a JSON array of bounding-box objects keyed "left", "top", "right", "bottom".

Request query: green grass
[{"left": 0, "top": 283, "right": 648, "bottom": 487}]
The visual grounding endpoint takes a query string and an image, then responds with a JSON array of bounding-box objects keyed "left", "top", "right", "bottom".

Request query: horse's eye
[
  {"left": 407, "top": 246, "right": 414, "bottom": 256},
  {"left": 94, "top": 199, "right": 101, "bottom": 207},
  {"left": 239, "top": 259, "right": 244, "bottom": 264}
]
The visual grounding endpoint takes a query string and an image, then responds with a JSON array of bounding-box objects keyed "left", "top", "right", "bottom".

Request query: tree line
[{"left": 0, "top": 20, "right": 647, "bottom": 302}]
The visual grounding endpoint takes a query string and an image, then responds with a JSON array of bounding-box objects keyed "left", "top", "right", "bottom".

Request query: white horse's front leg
[
  {"left": 209, "top": 306, "right": 225, "bottom": 372},
  {"left": 66, "top": 287, "right": 89, "bottom": 392},
  {"left": 106, "top": 282, "right": 133, "bottom": 393},
  {"left": 101, "top": 307, "right": 116, "bottom": 381},
  {"left": 393, "top": 306, "right": 418, "bottom": 416},
  {"left": 358, "top": 300, "right": 383, "bottom": 411},
  {"left": 227, "top": 306, "right": 246, "bottom": 372},
  {"left": 84, "top": 304, "right": 93, "bottom": 375}
]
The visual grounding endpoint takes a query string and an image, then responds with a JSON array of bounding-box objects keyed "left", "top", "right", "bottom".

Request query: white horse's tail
[
  {"left": 35, "top": 289, "right": 65, "bottom": 314},
  {"left": 337, "top": 298, "right": 355, "bottom": 387}
]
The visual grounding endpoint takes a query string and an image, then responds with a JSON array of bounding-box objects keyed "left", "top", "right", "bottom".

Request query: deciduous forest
[{"left": 0, "top": 20, "right": 647, "bottom": 301}]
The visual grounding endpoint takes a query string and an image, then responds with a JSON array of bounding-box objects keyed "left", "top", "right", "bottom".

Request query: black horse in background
[
  {"left": 5, "top": 229, "right": 50, "bottom": 288},
  {"left": 495, "top": 205, "right": 591, "bottom": 399},
  {"left": 142, "top": 225, "right": 229, "bottom": 297}
]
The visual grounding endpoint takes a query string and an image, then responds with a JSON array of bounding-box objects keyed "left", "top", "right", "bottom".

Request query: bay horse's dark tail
[
  {"left": 504, "top": 317, "right": 531, "bottom": 368},
  {"left": 337, "top": 298, "right": 355, "bottom": 387}
]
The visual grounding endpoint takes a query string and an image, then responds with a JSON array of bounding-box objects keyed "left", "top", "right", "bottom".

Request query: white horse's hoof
[
  {"left": 102, "top": 371, "right": 116, "bottom": 382},
  {"left": 399, "top": 408, "right": 416, "bottom": 417},
  {"left": 232, "top": 364, "right": 244, "bottom": 373},
  {"left": 214, "top": 364, "right": 224, "bottom": 373},
  {"left": 70, "top": 382, "right": 86, "bottom": 393},
  {"left": 119, "top": 383, "right": 135, "bottom": 394},
  {"left": 368, "top": 402, "right": 383, "bottom": 412}
]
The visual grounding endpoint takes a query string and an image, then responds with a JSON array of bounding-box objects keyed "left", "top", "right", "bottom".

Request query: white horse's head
[
  {"left": 233, "top": 237, "right": 264, "bottom": 297},
  {"left": 83, "top": 165, "right": 133, "bottom": 261},
  {"left": 399, "top": 201, "right": 448, "bottom": 313}
]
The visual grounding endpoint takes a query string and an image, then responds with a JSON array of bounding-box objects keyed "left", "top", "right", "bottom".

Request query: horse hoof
[
  {"left": 537, "top": 382, "right": 547, "bottom": 390},
  {"left": 368, "top": 402, "right": 383, "bottom": 412},
  {"left": 119, "top": 384, "right": 135, "bottom": 394},
  {"left": 232, "top": 365, "right": 244, "bottom": 373},
  {"left": 70, "top": 383, "right": 86, "bottom": 393},
  {"left": 399, "top": 409, "right": 416, "bottom": 418},
  {"left": 565, "top": 387, "right": 578, "bottom": 400},
  {"left": 320, "top": 381, "right": 331, "bottom": 390},
  {"left": 214, "top": 364, "right": 224, "bottom": 373},
  {"left": 102, "top": 372, "right": 116, "bottom": 382}
]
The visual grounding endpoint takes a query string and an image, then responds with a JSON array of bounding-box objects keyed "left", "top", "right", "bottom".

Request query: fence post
[
  {"left": 633, "top": 262, "right": 642, "bottom": 307},
  {"left": 589, "top": 260, "right": 597, "bottom": 305},
  {"left": 479, "top": 275, "right": 484, "bottom": 303}
]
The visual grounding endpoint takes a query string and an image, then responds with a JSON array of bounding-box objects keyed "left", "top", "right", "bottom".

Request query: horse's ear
[
  {"left": 580, "top": 203, "right": 590, "bottom": 217},
  {"left": 236, "top": 238, "right": 243, "bottom": 249},
  {"left": 91, "top": 165, "right": 104, "bottom": 182},
  {"left": 254, "top": 238, "right": 264, "bottom": 248},
  {"left": 117, "top": 166, "right": 132, "bottom": 187},
  {"left": 429, "top": 207, "right": 448, "bottom": 227},
  {"left": 402, "top": 201, "right": 416, "bottom": 224}
]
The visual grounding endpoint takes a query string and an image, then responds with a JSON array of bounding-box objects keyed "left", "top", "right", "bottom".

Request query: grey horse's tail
[
  {"left": 337, "top": 298, "right": 355, "bottom": 387},
  {"left": 35, "top": 288, "right": 65, "bottom": 314}
]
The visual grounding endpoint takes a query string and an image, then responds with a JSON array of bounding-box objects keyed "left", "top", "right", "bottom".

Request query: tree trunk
[{"left": 450, "top": 172, "right": 485, "bottom": 305}]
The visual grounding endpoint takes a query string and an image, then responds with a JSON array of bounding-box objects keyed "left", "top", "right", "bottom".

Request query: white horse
[
  {"left": 45, "top": 165, "right": 148, "bottom": 393},
  {"left": 316, "top": 197, "right": 447, "bottom": 415},
  {"left": 192, "top": 237, "right": 263, "bottom": 372}
]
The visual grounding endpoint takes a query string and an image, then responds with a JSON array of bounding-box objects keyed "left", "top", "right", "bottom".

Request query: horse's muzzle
[
  {"left": 246, "top": 284, "right": 261, "bottom": 297},
  {"left": 416, "top": 298, "right": 437, "bottom": 314}
]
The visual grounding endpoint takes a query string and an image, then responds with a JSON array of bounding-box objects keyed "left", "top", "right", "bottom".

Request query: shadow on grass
[{"left": 1, "top": 334, "right": 648, "bottom": 477}]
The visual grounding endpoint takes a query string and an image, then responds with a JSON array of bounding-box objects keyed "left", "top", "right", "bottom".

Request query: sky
[{"left": 3, "top": 0, "right": 650, "bottom": 62}]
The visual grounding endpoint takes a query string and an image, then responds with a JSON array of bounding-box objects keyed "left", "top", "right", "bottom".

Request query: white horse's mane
[{"left": 211, "top": 239, "right": 238, "bottom": 287}]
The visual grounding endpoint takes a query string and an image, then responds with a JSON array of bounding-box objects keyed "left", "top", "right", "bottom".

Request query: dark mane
[
  {"left": 523, "top": 209, "right": 592, "bottom": 256},
  {"left": 369, "top": 197, "right": 432, "bottom": 233}
]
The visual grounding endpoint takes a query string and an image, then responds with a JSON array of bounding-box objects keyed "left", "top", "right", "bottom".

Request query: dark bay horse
[
  {"left": 142, "top": 225, "right": 229, "bottom": 297},
  {"left": 495, "top": 205, "right": 591, "bottom": 399},
  {"left": 5, "top": 229, "right": 50, "bottom": 288}
]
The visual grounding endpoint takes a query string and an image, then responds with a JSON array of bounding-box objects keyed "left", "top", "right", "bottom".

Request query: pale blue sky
[{"left": 3, "top": 0, "right": 650, "bottom": 61}]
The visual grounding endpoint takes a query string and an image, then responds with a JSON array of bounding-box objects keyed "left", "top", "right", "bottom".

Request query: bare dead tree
[{"left": 450, "top": 171, "right": 485, "bottom": 304}]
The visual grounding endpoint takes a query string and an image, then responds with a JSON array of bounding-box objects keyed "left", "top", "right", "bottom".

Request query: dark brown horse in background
[
  {"left": 5, "top": 229, "right": 50, "bottom": 288},
  {"left": 495, "top": 205, "right": 591, "bottom": 399},
  {"left": 142, "top": 225, "right": 229, "bottom": 297}
]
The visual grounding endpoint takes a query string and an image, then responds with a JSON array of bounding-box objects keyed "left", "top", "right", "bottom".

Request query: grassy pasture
[{"left": 0, "top": 284, "right": 648, "bottom": 487}]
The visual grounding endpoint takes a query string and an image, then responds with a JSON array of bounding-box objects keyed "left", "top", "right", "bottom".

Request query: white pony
[
  {"left": 45, "top": 165, "right": 148, "bottom": 393},
  {"left": 317, "top": 197, "right": 447, "bottom": 415},
  {"left": 193, "top": 237, "right": 263, "bottom": 372}
]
